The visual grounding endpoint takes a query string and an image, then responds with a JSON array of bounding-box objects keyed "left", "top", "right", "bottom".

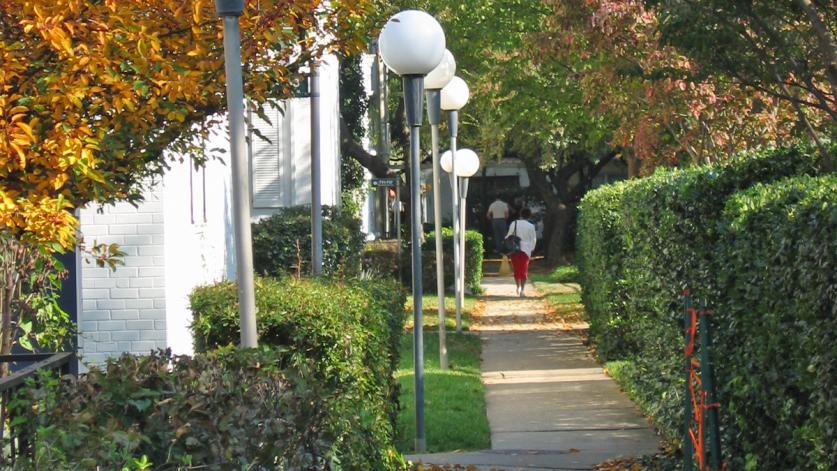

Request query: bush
[
  {"left": 713, "top": 175, "right": 837, "bottom": 470},
  {"left": 576, "top": 143, "right": 834, "bottom": 469},
  {"left": 12, "top": 348, "right": 351, "bottom": 470},
  {"left": 422, "top": 229, "right": 483, "bottom": 294},
  {"left": 252, "top": 205, "right": 365, "bottom": 277},
  {"left": 363, "top": 240, "right": 401, "bottom": 279},
  {"left": 189, "top": 276, "right": 407, "bottom": 470}
]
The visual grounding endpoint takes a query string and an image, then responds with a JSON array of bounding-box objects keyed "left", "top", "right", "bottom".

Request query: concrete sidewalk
[{"left": 408, "top": 277, "right": 659, "bottom": 470}]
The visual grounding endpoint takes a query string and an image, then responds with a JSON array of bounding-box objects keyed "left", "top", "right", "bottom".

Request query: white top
[
  {"left": 487, "top": 200, "right": 509, "bottom": 219},
  {"left": 506, "top": 219, "right": 537, "bottom": 257}
]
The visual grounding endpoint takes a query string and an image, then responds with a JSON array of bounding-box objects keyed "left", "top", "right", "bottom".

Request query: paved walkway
[{"left": 408, "top": 277, "right": 659, "bottom": 470}]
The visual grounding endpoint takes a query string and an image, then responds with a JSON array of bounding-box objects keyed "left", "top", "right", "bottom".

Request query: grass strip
[
  {"left": 405, "top": 294, "right": 480, "bottom": 331},
  {"left": 529, "top": 264, "right": 580, "bottom": 284},
  {"left": 395, "top": 332, "right": 490, "bottom": 453}
]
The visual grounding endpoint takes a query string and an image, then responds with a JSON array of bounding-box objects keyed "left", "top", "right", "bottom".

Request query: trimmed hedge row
[
  {"left": 361, "top": 229, "right": 484, "bottom": 295},
  {"left": 577, "top": 144, "right": 835, "bottom": 469},
  {"left": 423, "top": 228, "right": 484, "bottom": 294},
  {"left": 252, "top": 205, "right": 365, "bottom": 277},
  {"left": 190, "top": 276, "right": 407, "bottom": 470},
  {"left": 12, "top": 348, "right": 381, "bottom": 470}
]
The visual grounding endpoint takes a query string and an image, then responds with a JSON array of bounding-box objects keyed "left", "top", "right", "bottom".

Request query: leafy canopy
[{"left": 0, "top": 0, "right": 375, "bottom": 249}]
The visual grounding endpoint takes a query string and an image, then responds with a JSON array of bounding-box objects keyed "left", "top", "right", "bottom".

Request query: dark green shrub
[
  {"left": 422, "top": 229, "right": 484, "bottom": 294},
  {"left": 12, "top": 348, "right": 345, "bottom": 470},
  {"left": 252, "top": 205, "right": 365, "bottom": 277},
  {"left": 363, "top": 240, "right": 401, "bottom": 279},
  {"left": 576, "top": 143, "right": 833, "bottom": 469},
  {"left": 712, "top": 174, "right": 837, "bottom": 470},
  {"left": 189, "top": 277, "right": 407, "bottom": 470}
]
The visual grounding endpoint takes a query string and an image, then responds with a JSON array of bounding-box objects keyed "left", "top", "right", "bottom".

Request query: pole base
[{"left": 414, "top": 438, "right": 427, "bottom": 453}]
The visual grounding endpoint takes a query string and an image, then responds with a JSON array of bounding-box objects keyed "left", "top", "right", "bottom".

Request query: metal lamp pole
[
  {"left": 379, "top": 10, "right": 446, "bottom": 453},
  {"left": 310, "top": 60, "right": 323, "bottom": 275},
  {"left": 215, "top": 0, "right": 257, "bottom": 348},
  {"left": 440, "top": 76, "right": 469, "bottom": 333},
  {"left": 448, "top": 113, "right": 462, "bottom": 332},
  {"left": 424, "top": 50, "right": 455, "bottom": 370}
]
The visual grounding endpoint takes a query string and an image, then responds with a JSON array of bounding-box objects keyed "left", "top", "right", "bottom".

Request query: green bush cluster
[
  {"left": 362, "top": 240, "right": 401, "bottom": 279},
  {"left": 252, "top": 205, "right": 365, "bottom": 277},
  {"left": 422, "top": 228, "right": 484, "bottom": 294},
  {"left": 12, "top": 348, "right": 361, "bottom": 470},
  {"left": 361, "top": 229, "right": 484, "bottom": 295},
  {"left": 577, "top": 144, "right": 835, "bottom": 469},
  {"left": 190, "top": 276, "right": 407, "bottom": 470}
]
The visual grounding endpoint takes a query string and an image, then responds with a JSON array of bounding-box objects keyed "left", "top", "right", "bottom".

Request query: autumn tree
[
  {"left": 0, "top": 0, "right": 374, "bottom": 367},
  {"left": 541, "top": 0, "right": 810, "bottom": 173}
]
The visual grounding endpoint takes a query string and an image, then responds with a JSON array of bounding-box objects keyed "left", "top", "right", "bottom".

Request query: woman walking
[{"left": 506, "top": 208, "right": 537, "bottom": 297}]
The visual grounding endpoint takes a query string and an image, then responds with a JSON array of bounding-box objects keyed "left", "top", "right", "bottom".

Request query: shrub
[
  {"left": 363, "top": 240, "right": 401, "bottom": 279},
  {"left": 576, "top": 143, "right": 834, "bottom": 469},
  {"left": 189, "top": 276, "right": 407, "bottom": 469},
  {"left": 252, "top": 205, "right": 365, "bottom": 277},
  {"left": 12, "top": 348, "right": 347, "bottom": 470},
  {"left": 422, "top": 229, "right": 484, "bottom": 294},
  {"left": 712, "top": 174, "right": 837, "bottom": 470}
]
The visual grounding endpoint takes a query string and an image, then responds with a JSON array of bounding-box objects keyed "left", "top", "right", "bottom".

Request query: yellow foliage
[{"left": 1, "top": 0, "right": 377, "bottom": 251}]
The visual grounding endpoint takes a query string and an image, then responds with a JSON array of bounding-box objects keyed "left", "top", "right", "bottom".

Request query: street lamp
[
  {"left": 440, "top": 76, "right": 469, "bottom": 333},
  {"left": 441, "top": 148, "right": 480, "bottom": 313},
  {"left": 214, "top": 0, "right": 257, "bottom": 348},
  {"left": 424, "top": 49, "right": 455, "bottom": 371},
  {"left": 378, "top": 9, "right": 445, "bottom": 454}
]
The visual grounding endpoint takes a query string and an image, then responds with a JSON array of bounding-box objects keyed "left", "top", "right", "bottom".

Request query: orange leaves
[{"left": 2, "top": 0, "right": 375, "bottom": 249}]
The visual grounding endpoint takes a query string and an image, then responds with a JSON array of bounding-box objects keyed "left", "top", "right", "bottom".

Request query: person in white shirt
[
  {"left": 486, "top": 195, "right": 510, "bottom": 254},
  {"left": 506, "top": 208, "right": 538, "bottom": 297}
]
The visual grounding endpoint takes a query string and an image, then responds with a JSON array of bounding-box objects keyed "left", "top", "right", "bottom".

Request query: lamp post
[
  {"left": 379, "top": 10, "right": 445, "bottom": 453},
  {"left": 310, "top": 60, "right": 323, "bottom": 275},
  {"left": 214, "top": 0, "right": 257, "bottom": 348},
  {"left": 455, "top": 150, "right": 480, "bottom": 298},
  {"left": 441, "top": 148, "right": 480, "bottom": 315},
  {"left": 440, "top": 76, "right": 469, "bottom": 333},
  {"left": 424, "top": 50, "right": 455, "bottom": 371}
]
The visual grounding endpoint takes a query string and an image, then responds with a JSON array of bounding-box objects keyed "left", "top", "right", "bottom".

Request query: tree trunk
[
  {"left": 626, "top": 156, "right": 640, "bottom": 178},
  {"left": 545, "top": 203, "right": 575, "bottom": 266}
]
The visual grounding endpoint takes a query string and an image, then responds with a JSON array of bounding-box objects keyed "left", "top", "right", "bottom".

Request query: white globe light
[
  {"left": 440, "top": 148, "right": 480, "bottom": 177},
  {"left": 456, "top": 148, "right": 480, "bottom": 177},
  {"left": 440, "top": 76, "right": 469, "bottom": 110},
  {"left": 424, "top": 49, "right": 456, "bottom": 90},
  {"left": 378, "top": 10, "right": 446, "bottom": 76}
]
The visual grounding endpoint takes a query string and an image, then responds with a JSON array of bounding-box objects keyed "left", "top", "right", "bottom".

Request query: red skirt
[{"left": 510, "top": 251, "right": 530, "bottom": 281}]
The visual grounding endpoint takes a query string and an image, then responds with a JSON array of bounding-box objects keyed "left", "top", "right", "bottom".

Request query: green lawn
[
  {"left": 529, "top": 264, "right": 580, "bottom": 284},
  {"left": 404, "top": 294, "right": 480, "bottom": 331},
  {"left": 395, "top": 332, "right": 490, "bottom": 453},
  {"left": 531, "top": 265, "right": 585, "bottom": 325}
]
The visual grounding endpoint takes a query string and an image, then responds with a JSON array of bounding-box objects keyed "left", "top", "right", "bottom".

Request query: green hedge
[
  {"left": 252, "top": 205, "right": 365, "bottom": 277},
  {"left": 190, "top": 277, "right": 407, "bottom": 470},
  {"left": 12, "top": 348, "right": 379, "bottom": 469},
  {"left": 422, "top": 228, "right": 484, "bottom": 294},
  {"left": 576, "top": 144, "right": 835, "bottom": 469}
]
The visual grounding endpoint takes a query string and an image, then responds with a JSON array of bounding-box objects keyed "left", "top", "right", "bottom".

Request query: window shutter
[{"left": 250, "top": 104, "right": 283, "bottom": 208}]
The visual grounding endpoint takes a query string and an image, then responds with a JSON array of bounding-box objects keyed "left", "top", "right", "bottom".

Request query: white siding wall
[
  {"left": 162, "top": 134, "right": 234, "bottom": 356},
  {"left": 78, "top": 195, "right": 168, "bottom": 367},
  {"left": 250, "top": 54, "right": 342, "bottom": 218},
  {"left": 77, "top": 55, "right": 344, "bottom": 363}
]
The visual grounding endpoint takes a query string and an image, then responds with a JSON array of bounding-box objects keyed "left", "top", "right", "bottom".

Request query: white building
[{"left": 76, "top": 56, "right": 342, "bottom": 365}]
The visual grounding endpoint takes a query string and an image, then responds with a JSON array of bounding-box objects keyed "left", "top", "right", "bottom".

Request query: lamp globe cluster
[
  {"left": 377, "top": 9, "right": 481, "bottom": 454},
  {"left": 441, "top": 148, "right": 480, "bottom": 177}
]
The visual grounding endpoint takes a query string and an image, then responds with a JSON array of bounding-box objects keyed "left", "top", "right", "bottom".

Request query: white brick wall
[{"left": 78, "top": 193, "right": 167, "bottom": 367}]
